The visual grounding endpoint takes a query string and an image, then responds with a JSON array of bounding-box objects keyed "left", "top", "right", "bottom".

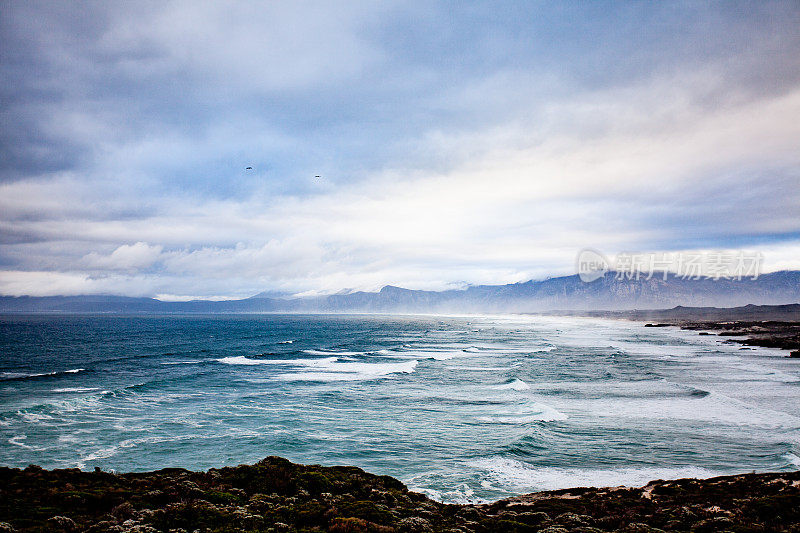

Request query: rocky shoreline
[
  {"left": 643, "top": 320, "right": 800, "bottom": 357},
  {"left": 555, "top": 303, "right": 800, "bottom": 358},
  {"left": 1, "top": 458, "right": 799, "bottom": 532}
]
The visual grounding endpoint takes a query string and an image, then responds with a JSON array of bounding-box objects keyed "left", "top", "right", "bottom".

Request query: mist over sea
[{"left": 1, "top": 314, "right": 799, "bottom": 503}]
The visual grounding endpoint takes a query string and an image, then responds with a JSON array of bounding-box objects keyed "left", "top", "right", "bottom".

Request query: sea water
[{"left": 1, "top": 313, "right": 799, "bottom": 503}]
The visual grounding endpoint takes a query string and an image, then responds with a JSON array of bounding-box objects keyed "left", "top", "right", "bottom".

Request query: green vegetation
[{"left": 1, "top": 458, "right": 798, "bottom": 532}]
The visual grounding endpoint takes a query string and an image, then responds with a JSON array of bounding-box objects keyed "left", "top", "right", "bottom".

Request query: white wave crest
[
  {"left": 475, "top": 398, "right": 567, "bottom": 423},
  {"left": 468, "top": 456, "right": 719, "bottom": 492},
  {"left": 275, "top": 359, "right": 418, "bottom": 382},
  {"left": 1, "top": 368, "right": 85, "bottom": 381},
  {"left": 217, "top": 356, "right": 266, "bottom": 365},
  {"left": 8, "top": 435, "right": 30, "bottom": 448},
  {"left": 302, "top": 349, "right": 369, "bottom": 356},
  {"left": 784, "top": 452, "right": 800, "bottom": 467},
  {"left": 477, "top": 414, "right": 565, "bottom": 424},
  {"left": 495, "top": 378, "right": 531, "bottom": 391},
  {"left": 395, "top": 349, "right": 462, "bottom": 360},
  {"left": 217, "top": 355, "right": 338, "bottom": 366}
]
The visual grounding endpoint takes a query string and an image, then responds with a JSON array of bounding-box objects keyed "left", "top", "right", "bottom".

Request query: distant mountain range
[{"left": 1, "top": 270, "right": 799, "bottom": 314}]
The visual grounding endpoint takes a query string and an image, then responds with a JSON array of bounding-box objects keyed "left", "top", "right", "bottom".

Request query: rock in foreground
[{"left": 1, "top": 458, "right": 799, "bottom": 532}]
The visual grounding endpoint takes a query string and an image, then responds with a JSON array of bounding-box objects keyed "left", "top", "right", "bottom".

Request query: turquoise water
[{"left": 1, "top": 313, "right": 799, "bottom": 502}]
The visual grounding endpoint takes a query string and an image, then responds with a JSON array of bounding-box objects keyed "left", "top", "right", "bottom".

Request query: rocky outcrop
[
  {"left": 1, "top": 458, "right": 799, "bottom": 532},
  {"left": 677, "top": 320, "right": 800, "bottom": 354}
]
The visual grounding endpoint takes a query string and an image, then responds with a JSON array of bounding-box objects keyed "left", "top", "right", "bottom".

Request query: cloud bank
[{"left": 1, "top": 1, "right": 799, "bottom": 298}]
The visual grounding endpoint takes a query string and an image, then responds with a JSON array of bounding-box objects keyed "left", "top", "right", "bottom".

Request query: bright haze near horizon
[{"left": 1, "top": 1, "right": 799, "bottom": 301}]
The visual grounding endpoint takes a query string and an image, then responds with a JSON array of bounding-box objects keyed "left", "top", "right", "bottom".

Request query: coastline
[
  {"left": 544, "top": 304, "right": 800, "bottom": 358},
  {"left": 1, "top": 457, "right": 798, "bottom": 532},
  {"left": 2, "top": 311, "right": 799, "bottom": 531}
]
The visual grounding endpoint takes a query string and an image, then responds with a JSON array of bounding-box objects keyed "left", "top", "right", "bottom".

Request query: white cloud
[
  {"left": 1, "top": 2, "right": 799, "bottom": 297},
  {"left": 2, "top": 80, "right": 800, "bottom": 296},
  {"left": 83, "top": 242, "right": 163, "bottom": 270},
  {"left": 105, "top": 1, "right": 386, "bottom": 92},
  {"left": 154, "top": 293, "right": 244, "bottom": 302},
  {"left": 0, "top": 271, "right": 158, "bottom": 297}
]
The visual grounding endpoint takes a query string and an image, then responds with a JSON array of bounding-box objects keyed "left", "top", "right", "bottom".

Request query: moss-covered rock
[{"left": 1, "top": 459, "right": 799, "bottom": 532}]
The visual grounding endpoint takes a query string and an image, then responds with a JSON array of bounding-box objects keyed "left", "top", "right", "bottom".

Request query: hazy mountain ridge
[{"left": 1, "top": 270, "right": 798, "bottom": 313}]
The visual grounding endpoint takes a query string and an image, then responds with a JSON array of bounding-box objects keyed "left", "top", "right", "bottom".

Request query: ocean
[{"left": 1, "top": 313, "right": 798, "bottom": 503}]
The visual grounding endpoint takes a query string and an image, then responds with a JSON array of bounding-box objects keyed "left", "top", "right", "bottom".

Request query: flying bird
[
  {"left": 245, "top": 166, "right": 253, "bottom": 170},
  {"left": 315, "top": 175, "right": 321, "bottom": 178}
]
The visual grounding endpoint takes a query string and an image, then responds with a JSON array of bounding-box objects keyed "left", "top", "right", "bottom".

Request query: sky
[{"left": 1, "top": 0, "right": 799, "bottom": 300}]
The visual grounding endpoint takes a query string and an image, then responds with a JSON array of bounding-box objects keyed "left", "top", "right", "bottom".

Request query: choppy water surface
[{"left": 1, "top": 313, "right": 799, "bottom": 502}]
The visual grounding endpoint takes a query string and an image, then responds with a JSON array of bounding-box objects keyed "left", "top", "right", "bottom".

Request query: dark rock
[
  {"left": 121, "top": 526, "right": 158, "bottom": 533},
  {"left": 111, "top": 502, "right": 135, "bottom": 521},
  {"left": 554, "top": 511, "right": 593, "bottom": 527},
  {"left": 691, "top": 516, "right": 735, "bottom": 532},
  {"left": 538, "top": 527, "right": 569, "bottom": 533},
  {"left": 620, "top": 524, "right": 667, "bottom": 533},
  {"left": 1, "top": 458, "right": 800, "bottom": 532},
  {"left": 84, "top": 521, "right": 124, "bottom": 533},
  {"left": 514, "top": 511, "right": 550, "bottom": 525},
  {"left": 397, "top": 516, "right": 434, "bottom": 532},
  {"left": 45, "top": 516, "right": 77, "bottom": 532},
  {"left": 455, "top": 507, "right": 481, "bottom": 521}
]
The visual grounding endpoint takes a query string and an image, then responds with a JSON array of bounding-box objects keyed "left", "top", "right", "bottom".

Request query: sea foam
[
  {"left": 495, "top": 378, "right": 531, "bottom": 391},
  {"left": 468, "top": 456, "right": 719, "bottom": 492},
  {"left": 1, "top": 368, "right": 85, "bottom": 381},
  {"left": 275, "top": 359, "right": 418, "bottom": 382}
]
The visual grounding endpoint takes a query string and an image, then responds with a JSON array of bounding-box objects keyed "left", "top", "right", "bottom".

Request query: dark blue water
[{"left": 1, "top": 313, "right": 799, "bottom": 502}]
